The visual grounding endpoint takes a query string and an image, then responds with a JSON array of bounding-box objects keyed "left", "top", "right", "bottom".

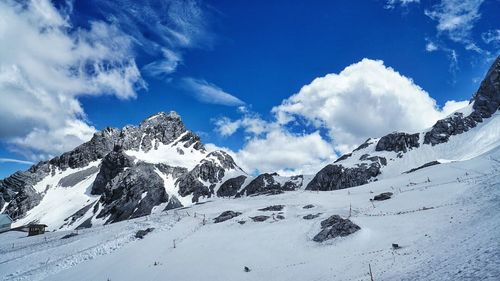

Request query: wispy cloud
[
  {"left": 0, "top": 158, "right": 34, "bottom": 165},
  {"left": 424, "top": 0, "right": 484, "bottom": 45},
  {"left": 482, "top": 30, "right": 500, "bottom": 45},
  {"left": 181, "top": 78, "right": 245, "bottom": 106},
  {"left": 385, "top": 0, "right": 420, "bottom": 9},
  {"left": 0, "top": 0, "right": 211, "bottom": 161}
]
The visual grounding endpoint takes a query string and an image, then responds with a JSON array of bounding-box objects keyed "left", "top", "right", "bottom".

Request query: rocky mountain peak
[{"left": 472, "top": 55, "right": 500, "bottom": 118}]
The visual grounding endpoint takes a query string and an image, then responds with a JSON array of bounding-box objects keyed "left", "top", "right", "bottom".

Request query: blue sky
[{"left": 1, "top": 0, "right": 499, "bottom": 178}]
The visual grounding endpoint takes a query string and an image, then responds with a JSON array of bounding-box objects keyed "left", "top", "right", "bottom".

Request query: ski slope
[{"left": 1, "top": 146, "right": 499, "bottom": 281}]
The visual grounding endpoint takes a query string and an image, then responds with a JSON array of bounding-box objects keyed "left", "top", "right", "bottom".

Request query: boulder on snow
[
  {"left": 313, "top": 215, "right": 360, "bottom": 242},
  {"left": 303, "top": 213, "right": 322, "bottom": 220},
  {"left": 372, "top": 192, "right": 393, "bottom": 201},
  {"left": 213, "top": 211, "right": 242, "bottom": 223},
  {"left": 303, "top": 204, "right": 315, "bottom": 209},
  {"left": 258, "top": 205, "right": 284, "bottom": 212},
  {"left": 135, "top": 227, "right": 155, "bottom": 239},
  {"left": 250, "top": 215, "right": 270, "bottom": 222}
]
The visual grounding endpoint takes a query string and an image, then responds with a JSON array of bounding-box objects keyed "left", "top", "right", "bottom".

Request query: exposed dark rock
[
  {"left": 376, "top": 132, "right": 420, "bottom": 153},
  {"left": 313, "top": 215, "right": 360, "bottom": 242},
  {"left": 96, "top": 163, "right": 169, "bottom": 224},
  {"left": 306, "top": 163, "right": 380, "bottom": 191},
  {"left": 471, "top": 55, "right": 500, "bottom": 119},
  {"left": 237, "top": 173, "right": 300, "bottom": 197},
  {"left": 424, "top": 56, "right": 499, "bottom": 145},
  {"left": 217, "top": 175, "right": 247, "bottom": 197},
  {"left": 49, "top": 127, "right": 121, "bottom": 171},
  {"left": 258, "top": 205, "right": 284, "bottom": 212},
  {"left": 213, "top": 211, "right": 242, "bottom": 223},
  {"left": 373, "top": 192, "right": 393, "bottom": 201},
  {"left": 238, "top": 220, "right": 246, "bottom": 225},
  {"left": 135, "top": 227, "right": 155, "bottom": 239},
  {"left": 177, "top": 151, "right": 242, "bottom": 202},
  {"left": 250, "top": 215, "right": 270, "bottom": 222},
  {"left": 303, "top": 213, "right": 322, "bottom": 220},
  {"left": 61, "top": 232, "right": 79, "bottom": 239},
  {"left": 58, "top": 166, "right": 99, "bottom": 187},
  {"left": 404, "top": 161, "right": 441, "bottom": 174},
  {"left": 360, "top": 155, "right": 387, "bottom": 166},
  {"left": 424, "top": 112, "right": 478, "bottom": 145},
  {"left": 63, "top": 201, "right": 97, "bottom": 227},
  {"left": 91, "top": 149, "right": 133, "bottom": 195},
  {"left": 164, "top": 196, "right": 183, "bottom": 211},
  {"left": 303, "top": 204, "right": 315, "bottom": 209},
  {"left": 353, "top": 139, "right": 373, "bottom": 152},
  {"left": 276, "top": 214, "right": 285, "bottom": 220},
  {"left": 76, "top": 218, "right": 92, "bottom": 230},
  {"left": 334, "top": 153, "right": 352, "bottom": 163}
]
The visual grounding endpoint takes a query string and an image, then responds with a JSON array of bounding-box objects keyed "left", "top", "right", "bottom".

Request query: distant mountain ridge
[{"left": 1, "top": 55, "right": 499, "bottom": 231}]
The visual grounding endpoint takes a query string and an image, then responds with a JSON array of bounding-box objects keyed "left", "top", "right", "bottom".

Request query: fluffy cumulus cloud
[
  {"left": 215, "top": 59, "right": 469, "bottom": 175},
  {"left": 273, "top": 59, "right": 468, "bottom": 154},
  {"left": 181, "top": 78, "right": 245, "bottom": 106},
  {"left": 0, "top": 0, "right": 209, "bottom": 161}
]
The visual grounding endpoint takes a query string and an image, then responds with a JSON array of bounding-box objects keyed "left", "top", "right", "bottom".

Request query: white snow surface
[
  {"left": 13, "top": 161, "right": 101, "bottom": 231},
  {"left": 125, "top": 132, "right": 207, "bottom": 170},
  {"left": 1, "top": 145, "right": 499, "bottom": 281}
]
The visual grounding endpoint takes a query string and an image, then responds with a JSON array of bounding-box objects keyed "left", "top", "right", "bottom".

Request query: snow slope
[
  {"left": 1, "top": 145, "right": 499, "bottom": 281},
  {"left": 338, "top": 111, "right": 500, "bottom": 179}
]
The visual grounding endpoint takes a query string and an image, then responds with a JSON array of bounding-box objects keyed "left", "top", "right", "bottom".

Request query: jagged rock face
[
  {"left": 50, "top": 127, "right": 121, "bottom": 171},
  {"left": 376, "top": 132, "right": 420, "bottom": 153},
  {"left": 119, "top": 112, "right": 199, "bottom": 152},
  {"left": 306, "top": 163, "right": 380, "bottom": 191},
  {"left": 164, "top": 196, "right": 183, "bottom": 211},
  {"left": 424, "top": 112, "right": 480, "bottom": 145},
  {"left": 176, "top": 173, "right": 211, "bottom": 203},
  {"left": 313, "top": 215, "right": 360, "bottom": 242},
  {"left": 237, "top": 173, "right": 300, "bottom": 197},
  {"left": 0, "top": 164, "right": 50, "bottom": 219},
  {"left": 96, "top": 163, "right": 168, "bottom": 224},
  {"left": 91, "top": 148, "right": 133, "bottom": 195},
  {"left": 176, "top": 150, "right": 242, "bottom": 202},
  {"left": 425, "top": 56, "right": 499, "bottom": 146},
  {"left": 472, "top": 56, "right": 500, "bottom": 119},
  {"left": 217, "top": 175, "right": 247, "bottom": 197}
]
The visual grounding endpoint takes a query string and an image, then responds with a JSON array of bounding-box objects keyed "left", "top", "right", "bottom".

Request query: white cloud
[
  {"left": 385, "top": 0, "right": 420, "bottom": 9},
  {"left": 425, "top": 0, "right": 484, "bottom": 44},
  {"left": 426, "top": 41, "right": 439, "bottom": 52},
  {"left": 182, "top": 78, "right": 245, "bottom": 106},
  {"left": 482, "top": 30, "right": 500, "bottom": 45},
  {"left": 0, "top": 0, "right": 207, "bottom": 161},
  {"left": 214, "top": 129, "right": 335, "bottom": 175},
  {"left": 214, "top": 59, "right": 469, "bottom": 175},
  {"left": 272, "top": 59, "right": 468, "bottom": 154},
  {"left": 0, "top": 158, "right": 34, "bottom": 165},
  {"left": 92, "top": 0, "right": 211, "bottom": 77},
  {"left": 214, "top": 108, "right": 270, "bottom": 136}
]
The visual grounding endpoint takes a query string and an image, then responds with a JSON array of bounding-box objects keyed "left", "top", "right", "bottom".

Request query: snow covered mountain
[
  {"left": 0, "top": 112, "right": 247, "bottom": 230},
  {"left": 1, "top": 56, "right": 500, "bottom": 233}
]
